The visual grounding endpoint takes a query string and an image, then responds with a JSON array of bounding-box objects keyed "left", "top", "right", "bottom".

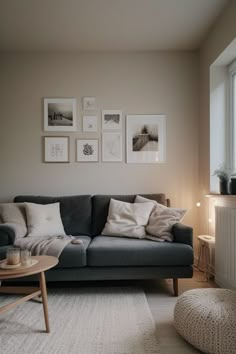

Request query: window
[{"left": 209, "top": 40, "right": 236, "bottom": 193}]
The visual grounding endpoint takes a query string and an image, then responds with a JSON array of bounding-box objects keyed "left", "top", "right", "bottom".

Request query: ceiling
[{"left": 0, "top": 0, "right": 229, "bottom": 52}]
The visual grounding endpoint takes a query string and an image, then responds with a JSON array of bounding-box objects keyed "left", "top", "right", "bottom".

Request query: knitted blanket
[{"left": 14, "top": 235, "right": 74, "bottom": 258}]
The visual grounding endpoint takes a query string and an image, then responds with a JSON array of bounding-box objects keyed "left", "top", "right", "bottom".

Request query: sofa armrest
[
  {"left": 172, "top": 222, "right": 193, "bottom": 247},
  {"left": 0, "top": 224, "right": 16, "bottom": 247}
]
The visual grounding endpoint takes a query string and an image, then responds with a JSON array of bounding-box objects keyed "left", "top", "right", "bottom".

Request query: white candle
[
  {"left": 7, "top": 249, "right": 20, "bottom": 265},
  {"left": 20, "top": 249, "right": 31, "bottom": 266}
]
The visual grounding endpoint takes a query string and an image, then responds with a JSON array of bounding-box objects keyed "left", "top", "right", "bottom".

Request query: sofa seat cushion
[
  {"left": 56, "top": 236, "right": 91, "bottom": 268},
  {"left": 87, "top": 236, "right": 193, "bottom": 267}
]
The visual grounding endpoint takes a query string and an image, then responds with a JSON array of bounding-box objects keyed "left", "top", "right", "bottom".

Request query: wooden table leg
[
  {"left": 0, "top": 289, "right": 41, "bottom": 315},
  {"left": 173, "top": 278, "right": 178, "bottom": 296},
  {"left": 39, "top": 271, "right": 50, "bottom": 333}
]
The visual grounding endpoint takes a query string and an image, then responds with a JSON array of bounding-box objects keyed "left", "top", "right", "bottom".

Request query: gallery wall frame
[
  {"left": 83, "top": 115, "right": 97, "bottom": 132},
  {"left": 102, "top": 110, "right": 122, "bottom": 130},
  {"left": 102, "top": 132, "right": 122, "bottom": 162},
  {"left": 44, "top": 98, "right": 77, "bottom": 132},
  {"left": 43, "top": 136, "right": 70, "bottom": 163},
  {"left": 82, "top": 97, "right": 96, "bottom": 111},
  {"left": 126, "top": 114, "right": 166, "bottom": 163},
  {"left": 76, "top": 139, "right": 99, "bottom": 162}
]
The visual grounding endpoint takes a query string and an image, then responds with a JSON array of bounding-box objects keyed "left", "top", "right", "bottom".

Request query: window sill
[{"left": 206, "top": 194, "right": 236, "bottom": 199}]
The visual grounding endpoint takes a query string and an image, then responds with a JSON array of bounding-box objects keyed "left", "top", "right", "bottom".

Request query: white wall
[{"left": 0, "top": 52, "right": 199, "bottom": 232}]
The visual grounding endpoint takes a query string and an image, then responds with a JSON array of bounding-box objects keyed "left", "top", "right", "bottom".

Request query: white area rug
[{"left": 0, "top": 287, "right": 160, "bottom": 354}]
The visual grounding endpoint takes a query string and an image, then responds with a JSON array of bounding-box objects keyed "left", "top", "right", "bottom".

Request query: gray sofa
[{"left": 0, "top": 194, "right": 194, "bottom": 296}]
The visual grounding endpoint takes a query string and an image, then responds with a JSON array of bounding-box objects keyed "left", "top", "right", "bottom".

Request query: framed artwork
[
  {"left": 76, "top": 139, "right": 98, "bottom": 162},
  {"left": 102, "top": 132, "right": 122, "bottom": 162},
  {"left": 44, "top": 98, "right": 76, "bottom": 132},
  {"left": 83, "top": 115, "right": 97, "bottom": 132},
  {"left": 102, "top": 110, "right": 122, "bottom": 130},
  {"left": 82, "top": 97, "right": 96, "bottom": 111},
  {"left": 44, "top": 136, "right": 69, "bottom": 163},
  {"left": 126, "top": 115, "right": 166, "bottom": 163}
]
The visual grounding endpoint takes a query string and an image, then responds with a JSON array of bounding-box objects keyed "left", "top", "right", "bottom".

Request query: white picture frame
[
  {"left": 44, "top": 98, "right": 77, "bottom": 132},
  {"left": 83, "top": 115, "right": 97, "bottom": 132},
  {"left": 126, "top": 115, "right": 166, "bottom": 163},
  {"left": 102, "top": 132, "right": 122, "bottom": 162},
  {"left": 76, "top": 139, "right": 98, "bottom": 162},
  {"left": 82, "top": 97, "right": 96, "bottom": 111},
  {"left": 102, "top": 110, "right": 122, "bottom": 130},
  {"left": 44, "top": 136, "right": 69, "bottom": 163}
]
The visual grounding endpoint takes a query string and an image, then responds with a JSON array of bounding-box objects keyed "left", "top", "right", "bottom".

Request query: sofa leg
[{"left": 173, "top": 278, "right": 178, "bottom": 296}]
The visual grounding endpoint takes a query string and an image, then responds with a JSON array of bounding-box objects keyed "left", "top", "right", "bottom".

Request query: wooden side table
[
  {"left": 197, "top": 235, "right": 215, "bottom": 280},
  {"left": 0, "top": 255, "right": 58, "bottom": 333}
]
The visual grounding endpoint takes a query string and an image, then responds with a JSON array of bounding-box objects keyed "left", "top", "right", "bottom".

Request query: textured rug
[{"left": 0, "top": 287, "right": 160, "bottom": 354}]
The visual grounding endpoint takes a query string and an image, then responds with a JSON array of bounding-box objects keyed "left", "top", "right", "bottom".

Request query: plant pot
[
  {"left": 219, "top": 179, "right": 228, "bottom": 195},
  {"left": 229, "top": 178, "right": 236, "bottom": 195}
]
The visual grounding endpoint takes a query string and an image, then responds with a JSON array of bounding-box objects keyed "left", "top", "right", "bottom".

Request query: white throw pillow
[
  {"left": 24, "top": 202, "right": 66, "bottom": 237},
  {"left": 0, "top": 203, "right": 27, "bottom": 238},
  {"left": 135, "top": 195, "right": 187, "bottom": 242},
  {"left": 102, "top": 198, "right": 154, "bottom": 239}
]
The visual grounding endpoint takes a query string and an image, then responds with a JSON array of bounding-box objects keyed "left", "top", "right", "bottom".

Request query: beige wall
[
  {"left": 0, "top": 52, "right": 199, "bottom": 233},
  {"left": 199, "top": 0, "right": 236, "bottom": 234}
]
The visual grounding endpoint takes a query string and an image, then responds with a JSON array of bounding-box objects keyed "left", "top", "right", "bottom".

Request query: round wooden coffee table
[{"left": 0, "top": 255, "right": 58, "bottom": 333}]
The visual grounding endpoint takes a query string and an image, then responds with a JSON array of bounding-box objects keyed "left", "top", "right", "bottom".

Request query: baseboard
[{"left": 215, "top": 275, "right": 236, "bottom": 290}]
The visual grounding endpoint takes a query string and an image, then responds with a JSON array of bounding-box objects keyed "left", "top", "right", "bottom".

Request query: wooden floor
[{"left": 145, "top": 268, "right": 216, "bottom": 296}]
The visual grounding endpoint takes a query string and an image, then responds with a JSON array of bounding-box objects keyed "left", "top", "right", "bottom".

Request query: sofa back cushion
[
  {"left": 14, "top": 195, "right": 92, "bottom": 236},
  {"left": 92, "top": 194, "right": 168, "bottom": 236}
]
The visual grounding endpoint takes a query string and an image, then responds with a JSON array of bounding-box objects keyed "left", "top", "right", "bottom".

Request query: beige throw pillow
[
  {"left": 135, "top": 195, "right": 187, "bottom": 242},
  {"left": 102, "top": 198, "right": 154, "bottom": 239},
  {"left": 0, "top": 203, "right": 27, "bottom": 238},
  {"left": 24, "top": 202, "right": 66, "bottom": 237}
]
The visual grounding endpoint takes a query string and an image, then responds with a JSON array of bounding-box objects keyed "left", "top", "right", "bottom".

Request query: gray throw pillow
[
  {"left": 0, "top": 203, "right": 27, "bottom": 238},
  {"left": 135, "top": 195, "right": 187, "bottom": 242}
]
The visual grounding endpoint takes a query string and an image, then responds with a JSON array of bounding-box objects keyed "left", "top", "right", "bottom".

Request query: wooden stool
[{"left": 197, "top": 235, "right": 215, "bottom": 280}]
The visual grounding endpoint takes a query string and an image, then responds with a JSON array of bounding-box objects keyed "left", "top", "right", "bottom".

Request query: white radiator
[{"left": 215, "top": 206, "right": 236, "bottom": 290}]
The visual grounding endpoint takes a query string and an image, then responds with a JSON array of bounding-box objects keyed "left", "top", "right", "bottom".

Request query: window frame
[{"left": 229, "top": 59, "right": 236, "bottom": 171}]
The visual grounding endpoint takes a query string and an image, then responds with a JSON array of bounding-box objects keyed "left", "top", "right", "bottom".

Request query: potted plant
[{"left": 213, "top": 166, "right": 236, "bottom": 194}]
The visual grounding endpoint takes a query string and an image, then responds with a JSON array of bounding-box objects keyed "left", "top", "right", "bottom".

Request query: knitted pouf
[{"left": 174, "top": 288, "right": 236, "bottom": 354}]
